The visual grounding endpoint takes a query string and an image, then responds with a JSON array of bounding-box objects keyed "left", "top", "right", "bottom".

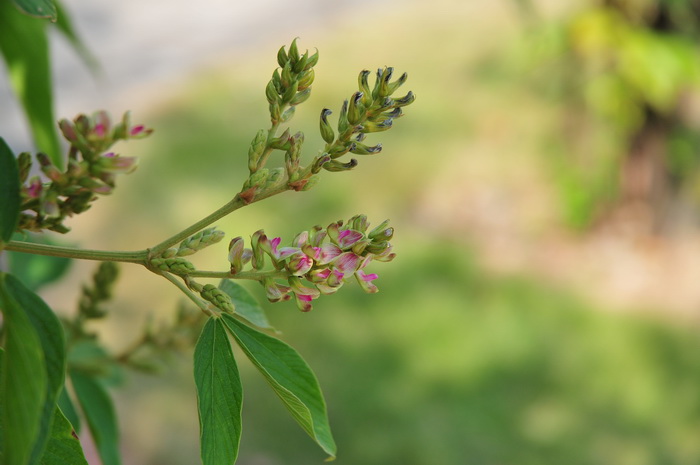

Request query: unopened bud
[
  {"left": 388, "top": 72, "right": 408, "bottom": 95},
  {"left": 323, "top": 159, "right": 358, "bottom": 172},
  {"left": 293, "top": 50, "right": 308, "bottom": 74},
  {"left": 248, "top": 129, "right": 268, "bottom": 172},
  {"left": 290, "top": 87, "right": 311, "bottom": 106},
  {"left": 228, "top": 236, "right": 246, "bottom": 274},
  {"left": 265, "top": 80, "right": 279, "bottom": 105},
  {"left": 200, "top": 284, "right": 235, "bottom": 313},
  {"left": 304, "top": 49, "right": 319, "bottom": 70},
  {"left": 350, "top": 214, "right": 369, "bottom": 232},
  {"left": 394, "top": 91, "right": 415, "bottom": 107},
  {"left": 347, "top": 92, "right": 365, "bottom": 125},
  {"left": 276, "top": 45, "right": 288, "bottom": 68},
  {"left": 337, "top": 99, "right": 350, "bottom": 134},
  {"left": 280, "top": 106, "right": 295, "bottom": 123},
  {"left": 319, "top": 108, "right": 335, "bottom": 144},
  {"left": 178, "top": 227, "right": 225, "bottom": 256},
  {"left": 368, "top": 219, "right": 392, "bottom": 240},
  {"left": 361, "top": 119, "right": 393, "bottom": 133},
  {"left": 282, "top": 80, "right": 299, "bottom": 104},
  {"left": 350, "top": 142, "right": 382, "bottom": 155},
  {"left": 297, "top": 68, "right": 315, "bottom": 91},
  {"left": 250, "top": 230, "right": 267, "bottom": 270},
  {"left": 17, "top": 152, "right": 32, "bottom": 182},
  {"left": 288, "top": 38, "right": 300, "bottom": 65},
  {"left": 311, "top": 154, "right": 332, "bottom": 174},
  {"left": 243, "top": 168, "right": 270, "bottom": 190},
  {"left": 150, "top": 257, "right": 196, "bottom": 274}
]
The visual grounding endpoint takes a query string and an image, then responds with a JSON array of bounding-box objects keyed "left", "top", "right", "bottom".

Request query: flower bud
[
  {"left": 347, "top": 92, "right": 365, "bottom": 125},
  {"left": 262, "top": 277, "right": 292, "bottom": 302},
  {"left": 300, "top": 175, "right": 319, "bottom": 191},
  {"left": 322, "top": 159, "right": 358, "bottom": 172},
  {"left": 265, "top": 79, "right": 279, "bottom": 105},
  {"left": 178, "top": 228, "right": 225, "bottom": 257},
  {"left": 378, "top": 67, "right": 394, "bottom": 98},
  {"left": 394, "top": 91, "right": 415, "bottom": 107},
  {"left": 360, "top": 119, "right": 393, "bottom": 133},
  {"left": 358, "top": 70, "right": 371, "bottom": 102},
  {"left": 297, "top": 68, "right": 315, "bottom": 91},
  {"left": 276, "top": 45, "right": 288, "bottom": 68},
  {"left": 248, "top": 129, "right": 268, "bottom": 172},
  {"left": 388, "top": 72, "right": 408, "bottom": 95},
  {"left": 290, "top": 87, "right": 312, "bottom": 106},
  {"left": 311, "top": 154, "right": 331, "bottom": 174},
  {"left": 282, "top": 80, "right": 299, "bottom": 104},
  {"left": 355, "top": 270, "right": 379, "bottom": 293},
  {"left": 350, "top": 214, "right": 369, "bottom": 232},
  {"left": 286, "top": 252, "right": 313, "bottom": 276},
  {"left": 304, "top": 49, "right": 319, "bottom": 70},
  {"left": 269, "top": 101, "right": 282, "bottom": 122},
  {"left": 228, "top": 236, "right": 246, "bottom": 273},
  {"left": 200, "top": 284, "right": 235, "bottom": 313},
  {"left": 150, "top": 257, "right": 196, "bottom": 274},
  {"left": 293, "top": 50, "right": 308, "bottom": 74},
  {"left": 270, "top": 128, "right": 291, "bottom": 150},
  {"left": 243, "top": 168, "right": 270, "bottom": 190},
  {"left": 319, "top": 108, "right": 335, "bottom": 144},
  {"left": 250, "top": 230, "right": 267, "bottom": 270},
  {"left": 288, "top": 38, "right": 300, "bottom": 66},
  {"left": 281, "top": 61, "right": 294, "bottom": 89},
  {"left": 350, "top": 142, "right": 382, "bottom": 155},
  {"left": 337, "top": 99, "right": 349, "bottom": 134},
  {"left": 368, "top": 219, "right": 392, "bottom": 240}
]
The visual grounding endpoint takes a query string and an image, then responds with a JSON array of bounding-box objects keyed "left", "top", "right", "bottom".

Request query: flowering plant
[{"left": 0, "top": 35, "right": 414, "bottom": 465}]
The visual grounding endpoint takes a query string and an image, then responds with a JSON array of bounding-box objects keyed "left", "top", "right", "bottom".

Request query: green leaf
[
  {"left": 0, "top": 273, "right": 48, "bottom": 465},
  {"left": 0, "top": 139, "right": 20, "bottom": 244},
  {"left": 3, "top": 274, "right": 67, "bottom": 465},
  {"left": 0, "top": 1, "right": 62, "bottom": 167},
  {"left": 38, "top": 406, "right": 88, "bottom": 465},
  {"left": 194, "top": 318, "right": 243, "bottom": 465},
  {"left": 221, "top": 315, "right": 336, "bottom": 459},
  {"left": 56, "top": 388, "right": 80, "bottom": 435},
  {"left": 52, "top": 1, "right": 98, "bottom": 73},
  {"left": 69, "top": 371, "right": 120, "bottom": 465},
  {"left": 10, "top": 0, "right": 56, "bottom": 20},
  {"left": 219, "top": 280, "right": 272, "bottom": 329}
]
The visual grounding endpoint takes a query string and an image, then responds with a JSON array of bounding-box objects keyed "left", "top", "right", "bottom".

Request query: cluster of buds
[
  {"left": 317, "top": 67, "right": 415, "bottom": 172},
  {"left": 228, "top": 215, "right": 395, "bottom": 312},
  {"left": 17, "top": 111, "right": 151, "bottom": 233},
  {"left": 149, "top": 227, "right": 225, "bottom": 274}
]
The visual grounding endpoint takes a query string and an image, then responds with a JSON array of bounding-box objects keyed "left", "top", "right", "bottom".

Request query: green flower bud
[
  {"left": 323, "top": 159, "right": 358, "bottom": 172},
  {"left": 333, "top": 100, "right": 348, "bottom": 135},
  {"left": 281, "top": 61, "right": 294, "bottom": 89},
  {"left": 347, "top": 92, "right": 365, "bottom": 125},
  {"left": 264, "top": 167, "right": 286, "bottom": 189},
  {"left": 368, "top": 219, "right": 392, "bottom": 240},
  {"left": 293, "top": 50, "right": 309, "bottom": 74},
  {"left": 282, "top": 80, "right": 299, "bottom": 104},
  {"left": 350, "top": 142, "right": 382, "bottom": 155},
  {"left": 319, "top": 108, "right": 335, "bottom": 144},
  {"left": 243, "top": 168, "right": 270, "bottom": 190},
  {"left": 297, "top": 68, "right": 315, "bottom": 91},
  {"left": 250, "top": 230, "right": 266, "bottom": 270},
  {"left": 329, "top": 141, "right": 355, "bottom": 159},
  {"left": 150, "top": 257, "right": 196, "bottom": 274},
  {"left": 290, "top": 87, "right": 312, "bottom": 106},
  {"left": 276, "top": 45, "right": 288, "bottom": 68},
  {"left": 361, "top": 119, "right": 393, "bottom": 133},
  {"left": 350, "top": 214, "right": 369, "bottom": 232},
  {"left": 177, "top": 227, "right": 225, "bottom": 256},
  {"left": 378, "top": 66, "right": 394, "bottom": 97},
  {"left": 288, "top": 38, "right": 300, "bottom": 65},
  {"left": 265, "top": 79, "right": 279, "bottom": 105},
  {"left": 270, "top": 128, "right": 291, "bottom": 150},
  {"left": 161, "top": 248, "right": 178, "bottom": 258},
  {"left": 358, "top": 70, "right": 372, "bottom": 103},
  {"left": 387, "top": 72, "right": 408, "bottom": 95},
  {"left": 248, "top": 129, "right": 268, "bottom": 173},
  {"left": 311, "top": 154, "right": 332, "bottom": 174},
  {"left": 394, "top": 91, "right": 415, "bottom": 107},
  {"left": 272, "top": 69, "right": 282, "bottom": 91},
  {"left": 304, "top": 49, "right": 319, "bottom": 70},
  {"left": 200, "top": 284, "right": 235, "bottom": 313}
]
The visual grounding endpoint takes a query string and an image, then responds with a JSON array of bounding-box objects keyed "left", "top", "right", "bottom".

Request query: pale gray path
[{"left": 1, "top": 0, "right": 392, "bottom": 151}]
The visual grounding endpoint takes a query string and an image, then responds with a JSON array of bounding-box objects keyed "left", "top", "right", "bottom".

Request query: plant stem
[
  {"left": 160, "top": 272, "right": 215, "bottom": 317},
  {"left": 4, "top": 240, "right": 148, "bottom": 263},
  {"left": 186, "top": 269, "right": 289, "bottom": 280}
]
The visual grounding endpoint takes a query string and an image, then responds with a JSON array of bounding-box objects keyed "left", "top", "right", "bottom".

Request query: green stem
[
  {"left": 4, "top": 240, "right": 147, "bottom": 263},
  {"left": 186, "top": 269, "right": 289, "bottom": 280},
  {"left": 160, "top": 272, "right": 215, "bottom": 317}
]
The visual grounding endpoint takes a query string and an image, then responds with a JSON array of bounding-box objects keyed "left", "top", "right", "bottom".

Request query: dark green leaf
[
  {"left": 0, "top": 139, "right": 20, "bottom": 244},
  {"left": 0, "top": 1, "right": 62, "bottom": 167},
  {"left": 194, "top": 318, "right": 243, "bottom": 465},
  {"left": 7, "top": 235, "right": 72, "bottom": 291},
  {"left": 10, "top": 0, "right": 56, "bottom": 20},
  {"left": 52, "top": 1, "right": 98, "bottom": 73},
  {"left": 221, "top": 315, "right": 336, "bottom": 459},
  {"left": 219, "top": 280, "right": 272, "bottom": 329},
  {"left": 3, "top": 274, "right": 66, "bottom": 464},
  {"left": 38, "top": 406, "right": 88, "bottom": 465},
  {"left": 69, "top": 371, "right": 120, "bottom": 465},
  {"left": 56, "top": 388, "right": 80, "bottom": 435},
  {"left": 0, "top": 273, "right": 48, "bottom": 465}
]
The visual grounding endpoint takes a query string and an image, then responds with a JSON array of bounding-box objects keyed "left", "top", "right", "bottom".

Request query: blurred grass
[{"left": 54, "top": 1, "right": 700, "bottom": 463}]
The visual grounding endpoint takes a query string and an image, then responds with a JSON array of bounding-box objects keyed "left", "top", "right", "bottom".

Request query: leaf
[
  {"left": 219, "top": 280, "right": 272, "bottom": 329},
  {"left": 56, "top": 388, "right": 80, "bottom": 435},
  {"left": 69, "top": 371, "right": 120, "bottom": 465},
  {"left": 0, "top": 273, "right": 48, "bottom": 465},
  {"left": 3, "top": 274, "right": 67, "bottom": 465},
  {"left": 194, "top": 318, "right": 243, "bottom": 465},
  {"left": 10, "top": 0, "right": 56, "bottom": 20},
  {"left": 52, "top": 1, "right": 98, "bottom": 73},
  {"left": 0, "top": 1, "right": 62, "bottom": 167},
  {"left": 221, "top": 315, "right": 336, "bottom": 459},
  {"left": 38, "top": 406, "right": 88, "bottom": 465},
  {"left": 0, "top": 139, "right": 20, "bottom": 244}
]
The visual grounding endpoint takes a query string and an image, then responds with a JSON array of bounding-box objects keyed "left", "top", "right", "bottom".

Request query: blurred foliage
[{"left": 516, "top": 0, "right": 700, "bottom": 230}]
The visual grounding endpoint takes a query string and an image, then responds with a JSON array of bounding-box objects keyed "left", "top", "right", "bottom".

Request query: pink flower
[{"left": 355, "top": 270, "right": 379, "bottom": 293}]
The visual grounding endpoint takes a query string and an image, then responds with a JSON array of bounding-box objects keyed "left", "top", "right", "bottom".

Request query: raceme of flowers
[{"left": 228, "top": 215, "right": 395, "bottom": 311}]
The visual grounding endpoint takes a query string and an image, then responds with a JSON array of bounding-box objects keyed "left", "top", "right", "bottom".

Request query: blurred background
[{"left": 6, "top": 0, "right": 700, "bottom": 463}]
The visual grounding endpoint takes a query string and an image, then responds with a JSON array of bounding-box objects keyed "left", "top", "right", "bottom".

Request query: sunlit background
[{"left": 6, "top": 0, "right": 700, "bottom": 463}]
